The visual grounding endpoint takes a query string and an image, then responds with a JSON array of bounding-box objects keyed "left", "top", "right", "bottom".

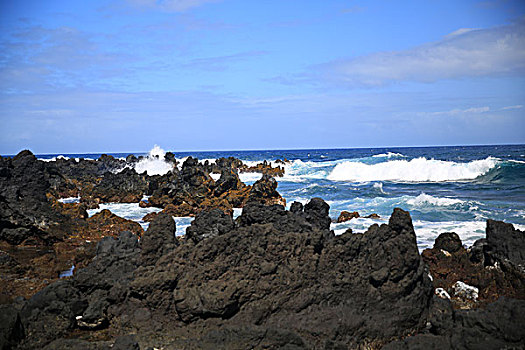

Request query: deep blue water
[{"left": 36, "top": 144, "right": 525, "bottom": 250}]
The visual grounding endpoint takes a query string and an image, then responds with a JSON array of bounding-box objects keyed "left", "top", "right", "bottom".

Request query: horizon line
[{"left": 2, "top": 142, "right": 524, "bottom": 158}]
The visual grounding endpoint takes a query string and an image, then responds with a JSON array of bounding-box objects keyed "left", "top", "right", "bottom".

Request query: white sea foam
[
  {"left": 239, "top": 172, "right": 263, "bottom": 184},
  {"left": 87, "top": 202, "right": 162, "bottom": 230},
  {"left": 58, "top": 197, "right": 80, "bottom": 204},
  {"left": 327, "top": 157, "right": 499, "bottom": 182},
  {"left": 406, "top": 193, "right": 464, "bottom": 207},
  {"left": 210, "top": 173, "right": 221, "bottom": 181},
  {"left": 133, "top": 145, "right": 174, "bottom": 176},
  {"left": 39, "top": 155, "right": 69, "bottom": 162},
  {"left": 372, "top": 152, "right": 406, "bottom": 158},
  {"left": 373, "top": 182, "right": 386, "bottom": 194}
]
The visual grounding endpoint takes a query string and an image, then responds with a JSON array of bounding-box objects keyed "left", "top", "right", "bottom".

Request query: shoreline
[{"left": 1, "top": 149, "right": 524, "bottom": 349}]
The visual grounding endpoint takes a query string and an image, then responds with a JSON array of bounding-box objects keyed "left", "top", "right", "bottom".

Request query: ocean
[{"left": 38, "top": 144, "right": 525, "bottom": 251}]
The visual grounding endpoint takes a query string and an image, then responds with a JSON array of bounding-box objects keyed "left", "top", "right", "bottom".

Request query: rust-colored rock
[
  {"left": 247, "top": 174, "right": 286, "bottom": 207},
  {"left": 422, "top": 230, "right": 525, "bottom": 309},
  {"left": 83, "top": 209, "right": 143, "bottom": 239},
  {"left": 365, "top": 213, "right": 381, "bottom": 219},
  {"left": 337, "top": 211, "right": 360, "bottom": 223}
]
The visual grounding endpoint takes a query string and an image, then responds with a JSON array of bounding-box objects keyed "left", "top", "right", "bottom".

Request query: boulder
[
  {"left": 141, "top": 213, "right": 178, "bottom": 265},
  {"left": 433, "top": 232, "right": 462, "bottom": 253},
  {"left": 486, "top": 219, "right": 525, "bottom": 270},
  {"left": 185, "top": 208, "right": 234, "bottom": 244},
  {"left": 385, "top": 297, "right": 525, "bottom": 349},
  {"left": 247, "top": 174, "right": 286, "bottom": 207},
  {"left": 337, "top": 211, "right": 360, "bottom": 223}
]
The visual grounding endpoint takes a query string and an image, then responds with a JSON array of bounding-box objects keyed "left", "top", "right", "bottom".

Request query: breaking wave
[
  {"left": 327, "top": 157, "right": 499, "bottom": 182},
  {"left": 133, "top": 145, "right": 174, "bottom": 176}
]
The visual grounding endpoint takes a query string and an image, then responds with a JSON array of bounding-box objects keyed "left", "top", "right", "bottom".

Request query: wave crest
[{"left": 327, "top": 157, "right": 499, "bottom": 182}]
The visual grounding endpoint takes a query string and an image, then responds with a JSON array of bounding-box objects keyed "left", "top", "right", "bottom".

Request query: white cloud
[
  {"left": 501, "top": 104, "right": 523, "bottom": 110},
  {"left": 127, "top": 0, "right": 220, "bottom": 12},
  {"left": 314, "top": 21, "right": 525, "bottom": 86},
  {"left": 421, "top": 106, "right": 491, "bottom": 117}
]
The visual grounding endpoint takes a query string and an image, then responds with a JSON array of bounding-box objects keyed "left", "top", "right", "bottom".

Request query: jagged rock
[
  {"left": 81, "top": 167, "right": 147, "bottom": 204},
  {"left": 18, "top": 280, "right": 86, "bottom": 349},
  {"left": 84, "top": 209, "right": 144, "bottom": 239},
  {"left": 0, "top": 150, "right": 69, "bottom": 245},
  {"left": 141, "top": 213, "right": 178, "bottom": 265},
  {"left": 127, "top": 207, "right": 431, "bottom": 348},
  {"left": 365, "top": 213, "right": 381, "bottom": 219},
  {"left": 434, "top": 232, "right": 462, "bottom": 253},
  {"left": 303, "top": 197, "right": 331, "bottom": 230},
  {"left": 422, "top": 223, "right": 525, "bottom": 308},
  {"left": 384, "top": 297, "right": 525, "bottom": 349},
  {"left": 0, "top": 304, "right": 24, "bottom": 350},
  {"left": 486, "top": 219, "right": 525, "bottom": 270},
  {"left": 337, "top": 210, "right": 360, "bottom": 223},
  {"left": 185, "top": 209, "right": 235, "bottom": 244},
  {"left": 247, "top": 174, "right": 286, "bottom": 207}
]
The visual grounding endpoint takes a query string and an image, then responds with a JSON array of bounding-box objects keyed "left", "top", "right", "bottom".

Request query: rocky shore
[{"left": 1, "top": 150, "right": 524, "bottom": 349}]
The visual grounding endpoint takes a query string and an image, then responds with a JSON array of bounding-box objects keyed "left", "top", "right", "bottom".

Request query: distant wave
[
  {"left": 371, "top": 152, "right": 406, "bottom": 158},
  {"left": 405, "top": 193, "right": 464, "bottom": 206},
  {"left": 327, "top": 157, "right": 499, "bottom": 182}
]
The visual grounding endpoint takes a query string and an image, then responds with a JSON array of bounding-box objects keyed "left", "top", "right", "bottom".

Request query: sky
[{"left": 1, "top": 0, "right": 524, "bottom": 154}]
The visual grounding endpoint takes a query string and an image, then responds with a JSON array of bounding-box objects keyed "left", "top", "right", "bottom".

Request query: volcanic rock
[
  {"left": 185, "top": 208, "right": 235, "bottom": 244},
  {"left": 81, "top": 167, "right": 147, "bottom": 204},
  {"left": 433, "top": 232, "right": 462, "bottom": 253},
  {"left": 247, "top": 174, "right": 286, "bottom": 207},
  {"left": 337, "top": 210, "right": 360, "bottom": 223},
  {"left": 485, "top": 219, "right": 525, "bottom": 271},
  {"left": 384, "top": 297, "right": 525, "bottom": 349},
  {"left": 0, "top": 150, "right": 70, "bottom": 245},
  {"left": 422, "top": 224, "right": 525, "bottom": 308},
  {"left": 8, "top": 204, "right": 434, "bottom": 349},
  {"left": 141, "top": 213, "right": 178, "bottom": 265}
]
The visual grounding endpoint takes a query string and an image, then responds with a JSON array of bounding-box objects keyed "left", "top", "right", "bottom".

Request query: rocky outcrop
[
  {"left": 337, "top": 210, "right": 359, "bottom": 223},
  {"left": 80, "top": 168, "right": 148, "bottom": 205},
  {"left": 422, "top": 221, "right": 525, "bottom": 309},
  {"left": 385, "top": 296, "right": 525, "bottom": 349},
  {"left": 485, "top": 219, "right": 525, "bottom": 271},
  {"left": 247, "top": 174, "right": 286, "bottom": 207},
  {"left": 185, "top": 208, "right": 234, "bottom": 244},
  {"left": 7, "top": 203, "right": 435, "bottom": 349},
  {"left": 140, "top": 213, "right": 178, "bottom": 265},
  {"left": 0, "top": 150, "right": 70, "bottom": 245}
]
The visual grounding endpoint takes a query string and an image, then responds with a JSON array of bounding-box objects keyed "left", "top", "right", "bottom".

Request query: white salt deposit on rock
[
  {"left": 435, "top": 288, "right": 451, "bottom": 299},
  {"left": 452, "top": 281, "right": 479, "bottom": 301}
]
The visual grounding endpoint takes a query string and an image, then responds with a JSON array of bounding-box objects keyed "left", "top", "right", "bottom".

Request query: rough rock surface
[
  {"left": 337, "top": 210, "right": 360, "bottom": 223},
  {"left": 0, "top": 150, "right": 70, "bottom": 245},
  {"left": 385, "top": 296, "right": 525, "bottom": 349},
  {"left": 422, "top": 223, "right": 525, "bottom": 308},
  {"left": 8, "top": 203, "right": 434, "bottom": 349},
  {"left": 140, "top": 213, "right": 178, "bottom": 265},
  {"left": 247, "top": 174, "right": 286, "bottom": 207},
  {"left": 485, "top": 219, "right": 525, "bottom": 271},
  {"left": 80, "top": 167, "right": 148, "bottom": 204}
]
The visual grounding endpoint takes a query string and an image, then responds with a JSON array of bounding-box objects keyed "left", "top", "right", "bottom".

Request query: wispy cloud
[
  {"left": 0, "top": 25, "right": 135, "bottom": 93},
  {"left": 306, "top": 20, "right": 525, "bottom": 87},
  {"left": 127, "top": 0, "right": 220, "bottom": 12},
  {"left": 501, "top": 104, "right": 523, "bottom": 110},
  {"left": 420, "top": 106, "right": 491, "bottom": 117}
]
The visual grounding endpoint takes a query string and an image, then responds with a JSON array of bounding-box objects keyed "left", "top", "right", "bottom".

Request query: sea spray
[{"left": 134, "top": 145, "right": 174, "bottom": 176}]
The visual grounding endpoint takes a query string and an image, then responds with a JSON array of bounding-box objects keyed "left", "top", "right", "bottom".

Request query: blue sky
[{"left": 1, "top": 0, "right": 524, "bottom": 154}]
